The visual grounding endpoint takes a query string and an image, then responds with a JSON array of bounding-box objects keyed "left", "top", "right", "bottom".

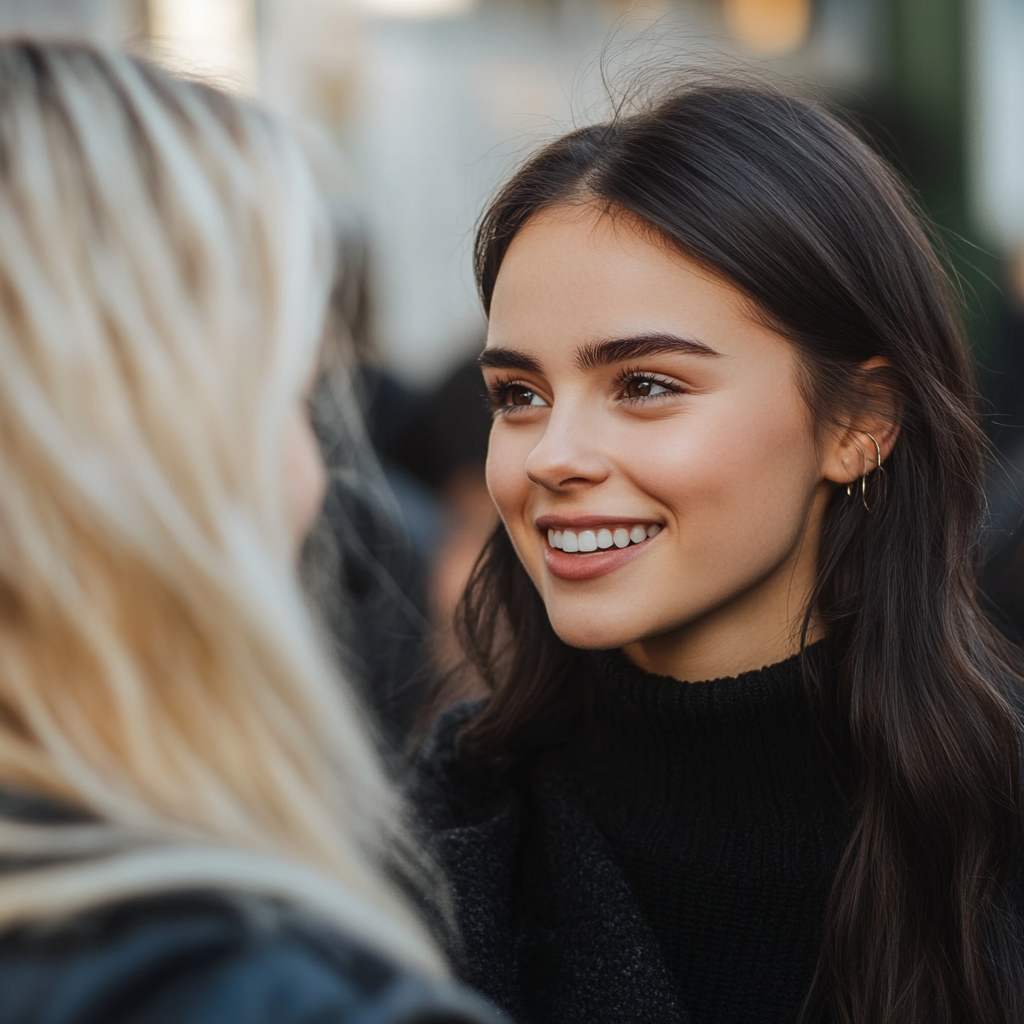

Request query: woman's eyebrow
[
  {"left": 576, "top": 333, "right": 722, "bottom": 370},
  {"left": 478, "top": 348, "right": 543, "bottom": 373}
]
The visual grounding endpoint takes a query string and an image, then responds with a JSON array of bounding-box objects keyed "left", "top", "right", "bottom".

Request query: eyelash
[
  {"left": 613, "top": 367, "right": 684, "bottom": 403},
  {"left": 486, "top": 368, "right": 684, "bottom": 414},
  {"left": 487, "top": 375, "right": 535, "bottom": 415}
]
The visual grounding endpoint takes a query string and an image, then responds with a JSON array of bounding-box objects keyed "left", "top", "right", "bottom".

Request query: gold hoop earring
[{"left": 846, "top": 432, "right": 884, "bottom": 511}]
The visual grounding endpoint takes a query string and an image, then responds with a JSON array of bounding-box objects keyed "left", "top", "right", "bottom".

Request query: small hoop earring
[{"left": 846, "top": 432, "right": 884, "bottom": 511}]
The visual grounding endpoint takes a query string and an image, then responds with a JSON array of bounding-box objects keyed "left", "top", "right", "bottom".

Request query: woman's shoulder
[
  {"left": 0, "top": 889, "right": 503, "bottom": 1024},
  {"left": 411, "top": 702, "right": 520, "bottom": 833}
]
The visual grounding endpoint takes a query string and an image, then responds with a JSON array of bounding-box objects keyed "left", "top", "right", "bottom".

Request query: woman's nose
[{"left": 524, "top": 407, "right": 610, "bottom": 492}]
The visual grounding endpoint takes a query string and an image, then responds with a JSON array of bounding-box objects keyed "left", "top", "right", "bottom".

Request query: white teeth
[{"left": 547, "top": 523, "right": 663, "bottom": 553}]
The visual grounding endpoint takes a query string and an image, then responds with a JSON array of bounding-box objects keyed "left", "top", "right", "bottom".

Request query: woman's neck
[{"left": 621, "top": 585, "right": 826, "bottom": 683}]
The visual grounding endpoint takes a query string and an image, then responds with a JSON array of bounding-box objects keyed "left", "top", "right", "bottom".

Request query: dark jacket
[
  {"left": 0, "top": 794, "right": 503, "bottom": 1024},
  {"left": 414, "top": 641, "right": 866, "bottom": 1024},
  {"left": 414, "top": 704, "right": 687, "bottom": 1024}
]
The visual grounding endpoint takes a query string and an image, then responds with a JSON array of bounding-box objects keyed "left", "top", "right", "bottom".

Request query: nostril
[
  {"left": 526, "top": 469, "right": 594, "bottom": 491},
  {"left": 524, "top": 437, "right": 611, "bottom": 490}
]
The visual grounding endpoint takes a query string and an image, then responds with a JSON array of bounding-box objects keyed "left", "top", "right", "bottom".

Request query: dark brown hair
[{"left": 456, "top": 83, "right": 1024, "bottom": 1023}]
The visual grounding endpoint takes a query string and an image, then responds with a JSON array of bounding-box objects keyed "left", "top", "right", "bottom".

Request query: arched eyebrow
[
  {"left": 576, "top": 333, "right": 721, "bottom": 370},
  {"left": 477, "top": 333, "right": 720, "bottom": 374},
  {"left": 478, "top": 348, "right": 542, "bottom": 373}
]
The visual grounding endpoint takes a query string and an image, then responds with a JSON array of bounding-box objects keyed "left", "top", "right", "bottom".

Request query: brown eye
[
  {"left": 509, "top": 386, "right": 543, "bottom": 407},
  {"left": 623, "top": 378, "right": 655, "bottom": 399},
  {"left": 488, "top": 380, "right": 549, "bottom": 412},
  {"left": 621, "top": 374, "right": 675, "bottom": 400}
]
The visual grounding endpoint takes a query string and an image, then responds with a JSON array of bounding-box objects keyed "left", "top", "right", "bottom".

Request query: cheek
[
  {"left": 642, "top": 390, "right": 821, "bottom": 563},
  {"left": 485, "top": 425, "right": 547, "bottom": 581},
  {"left": 485, "top": 426, "right": 531, "bottom": 521},
  {"left": 284, "top": 409, "right": 327, "bottom": 549}
]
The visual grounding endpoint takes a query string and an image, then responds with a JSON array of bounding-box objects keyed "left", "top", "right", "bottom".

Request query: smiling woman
[{"left": 413, "top": 82, "right": 1024, "bottom": 1024}]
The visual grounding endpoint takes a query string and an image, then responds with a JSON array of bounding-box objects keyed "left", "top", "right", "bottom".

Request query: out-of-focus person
[
  {"left": 979, "top": 250, "right": 1024, "bottom": 641},
  {"left": 302, "top": 189, "right": 437, "bottom": 746},
  {"left": 0, "top": 40, "right": 499, "bottom": 1024},
  {"left": 383, "top": 355, "right": 496, "bottom": 699}
]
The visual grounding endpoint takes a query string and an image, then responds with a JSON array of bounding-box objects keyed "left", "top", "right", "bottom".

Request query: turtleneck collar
[
  {"left": 570, "top": 643, "right": 835, "bottom": 801},
  {"left": 586, "top": 643, "right": 817, "bottom": 722}
]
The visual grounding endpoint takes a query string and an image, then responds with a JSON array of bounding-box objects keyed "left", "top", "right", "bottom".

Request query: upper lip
[{"left": 535, "top": 513, "right": 661, "bottom": 531}]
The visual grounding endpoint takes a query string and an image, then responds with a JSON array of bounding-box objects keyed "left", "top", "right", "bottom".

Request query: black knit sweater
[
  {"left": 570, "top": 648, "right": 847, "bottom": 1023},
  {"left": 414, "top": 646, "right": 851, "bottom": 1024}
]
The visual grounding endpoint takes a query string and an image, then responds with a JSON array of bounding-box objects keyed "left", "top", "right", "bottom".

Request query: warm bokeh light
[
  {"left": 356, "top": 0, "right": 475, "bottom": 21},
  {"left": 722, "top": 0, "right": 812, "bottom": 55},
  {"left": 148, "top": 0, "right": 258, "bottom": 92}
]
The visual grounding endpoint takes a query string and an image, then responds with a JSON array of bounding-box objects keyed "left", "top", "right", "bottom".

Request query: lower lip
[{"left": 543, "top": 533, "right": 660, "bottom": 581}]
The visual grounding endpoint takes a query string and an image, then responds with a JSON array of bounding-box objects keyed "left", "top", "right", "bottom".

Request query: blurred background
[{"left": 3, "top": 0, "right": 1024, "bottom": 716}]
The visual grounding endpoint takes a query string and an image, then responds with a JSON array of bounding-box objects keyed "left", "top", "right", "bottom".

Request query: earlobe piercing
[{"left": 846, "top": 432, "right": 884, "bottom": 511}]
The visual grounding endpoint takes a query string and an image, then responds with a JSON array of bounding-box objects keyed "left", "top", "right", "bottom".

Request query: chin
[{"left": 546, "top": 608, "right": 646, "bottom": 651}]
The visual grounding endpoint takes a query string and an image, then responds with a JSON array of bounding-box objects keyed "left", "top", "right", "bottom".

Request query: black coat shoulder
[
  {"left": 0, "top": 889, "right": 503, "bottom": 1024},
  {"left": 411, "top": 701, "right": 517, "bottom": 832},
  {"left": 411, "top": 702, "right": 686, "bottom": 1024}
]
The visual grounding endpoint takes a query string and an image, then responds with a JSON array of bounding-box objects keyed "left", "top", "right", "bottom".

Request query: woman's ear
[{"left": 821, "top": 356, "right": 901, "bottom": 486}]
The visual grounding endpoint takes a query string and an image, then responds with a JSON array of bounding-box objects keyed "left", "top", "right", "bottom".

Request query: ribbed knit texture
[{"left": 566, "top": 646, "right": 848, "bottom": 1024}]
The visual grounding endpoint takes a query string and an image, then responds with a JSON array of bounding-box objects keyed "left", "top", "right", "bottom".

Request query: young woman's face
[{"left": 483, "top": 205, "right": 841, "bottom": 678}]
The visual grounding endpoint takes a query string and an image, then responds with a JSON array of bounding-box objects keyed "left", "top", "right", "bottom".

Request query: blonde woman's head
[{"left": 0, "top": 40, "right": 442, "bottom": 975}]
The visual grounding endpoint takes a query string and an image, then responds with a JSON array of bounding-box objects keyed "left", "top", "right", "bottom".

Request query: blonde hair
[{"left": 0, "top": 40, "right": 444, "bottom": 976}]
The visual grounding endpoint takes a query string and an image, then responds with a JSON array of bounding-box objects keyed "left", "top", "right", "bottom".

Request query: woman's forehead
[{"left": 487, "top": 208, "right": 784, "bottom": 369}]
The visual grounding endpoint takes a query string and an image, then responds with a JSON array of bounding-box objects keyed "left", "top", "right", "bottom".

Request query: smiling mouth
[{"left": 547, "top": 524, "right": 662, "bottom": 554}]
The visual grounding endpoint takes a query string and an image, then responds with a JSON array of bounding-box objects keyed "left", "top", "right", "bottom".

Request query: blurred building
[
  {"left": 6, "top": 0, "right": 1006, "bottom": 389},
  {"left": 0, "top": 0, "right": 878, "bottom": 384}
]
